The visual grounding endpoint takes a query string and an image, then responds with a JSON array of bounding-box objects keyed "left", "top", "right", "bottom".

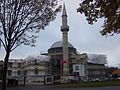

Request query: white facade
[
  {"left": 7, "top": 55, "right": 50, "bottom": 84},
  {"left": 23, "top": 55, "right": 50, "bottom": 84},
  {"left": 7, "top": 59, "right": 23, "bottom": 77},
  {"left": 7, "top": 59, "right": 24, "bottom": 85},
  {"left": 73, "top": 64, "right": 85, "bottom": 76}
]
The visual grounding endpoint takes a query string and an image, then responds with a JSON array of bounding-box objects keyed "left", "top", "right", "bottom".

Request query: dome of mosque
[{"left": 50, "top": 41, "right": 74, "bottom": 49}]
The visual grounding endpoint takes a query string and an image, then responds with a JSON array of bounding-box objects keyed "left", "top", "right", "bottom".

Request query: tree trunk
[{"left": 2, "top": 49, "right": 10, "bottom": 90}]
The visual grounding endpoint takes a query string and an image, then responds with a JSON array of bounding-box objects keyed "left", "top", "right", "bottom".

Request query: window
[
  {"left": 8, "top": 70, "right": 12, "bottom": 76},
  {"left": 35, "top": 68, "right": 38, "bottom": 74},
  {"left": 35, "top": 59, "right": 38, "bottom": 65},
  {"left": 18, "top": 63, "right": 21, "bottom": 68},
  {"left": 75, "top": 66, "right": 79, "bottom": 71},
  {"left": 24, "top": 70, "right": 27, "bottom": 76},
  {"left": 8, "top": 63, "right": 12, "bottom": 68},
  {"left": 17, "top": 70, "right": 21, "bottom": 75}
]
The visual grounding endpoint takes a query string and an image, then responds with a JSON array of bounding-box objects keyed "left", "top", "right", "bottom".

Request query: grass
[{"left": 58, "top": 80, "right": 120, "bottom": 88}]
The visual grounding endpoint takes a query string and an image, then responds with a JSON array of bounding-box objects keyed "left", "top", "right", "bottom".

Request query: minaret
[{"left": 61, "top": 3, "right": 69, "bottom": 75}]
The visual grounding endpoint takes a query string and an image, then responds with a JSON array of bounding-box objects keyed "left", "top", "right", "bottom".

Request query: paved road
[{"left": 1, "top": 85, "right": 120, "bottom": 90}]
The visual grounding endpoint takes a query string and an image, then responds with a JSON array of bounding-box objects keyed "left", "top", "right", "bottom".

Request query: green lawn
[{"left": 59, "top": 80, "right": 120, "bottom": 88}]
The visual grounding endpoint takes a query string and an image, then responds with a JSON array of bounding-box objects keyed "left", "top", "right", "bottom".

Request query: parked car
[
  {"left": 92, "top": 78, "right": 101, "bottom": 82},
  {"left": 117, "top": 77, "right": 120, "bottom": 80}
]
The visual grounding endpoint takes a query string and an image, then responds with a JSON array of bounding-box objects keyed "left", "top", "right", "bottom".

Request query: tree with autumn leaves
[
  {"left": 0, "top": 0, "right": 61, "bottom": 90},
  {"left": 77, "top": 0, "right": 120, "bottom": 36}
]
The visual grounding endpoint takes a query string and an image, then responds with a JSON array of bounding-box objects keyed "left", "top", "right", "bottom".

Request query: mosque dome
[{"left": 50, "top": 41, "right": 74, "bottom": 49}]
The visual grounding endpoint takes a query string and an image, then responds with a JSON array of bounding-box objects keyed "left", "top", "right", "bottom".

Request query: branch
[
  {"left": 1, "top": 0, "right": 9, "bottom": 47},
  {"left": 0, "top": 38, "right": 7, "bottom": 50},
  {"left": 10, "top": 44, "right": 19, "bottom": 52},
  {"left": 10, "top": 0, "right": 23, "bottom": 35},
  {"left": 10, "top": 13, "right": 37, "bottom": 50},
  {"left": 11, "top": 3, "right": 33, "bottom": 41}
]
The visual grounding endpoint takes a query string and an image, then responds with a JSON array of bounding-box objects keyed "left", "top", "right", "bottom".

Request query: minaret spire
[
  {"left": 62, "top": 3, "right": 67, "bottom": 16},
  {"left": 61, "top": 3, "right": 69, "bottom": 76},
  {"left": 61, "top": 3, "right": 69, "bottom": 31}
]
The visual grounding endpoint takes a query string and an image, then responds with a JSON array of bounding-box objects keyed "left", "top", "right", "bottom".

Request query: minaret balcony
[{"left": 61, "top": 26, "right": 69, "bottom": 32}]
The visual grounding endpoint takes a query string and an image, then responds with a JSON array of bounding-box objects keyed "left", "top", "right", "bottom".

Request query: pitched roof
[{"left": 112, "top": 69, "right": 120, "bottom": 74}]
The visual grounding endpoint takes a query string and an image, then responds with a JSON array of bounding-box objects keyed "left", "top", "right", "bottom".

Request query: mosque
[
  {"left": 46, "top": 4, "right": 107, "bottom": 82},
  {"left": 0, "top": 4, "right": 107, "bottom": 85}
]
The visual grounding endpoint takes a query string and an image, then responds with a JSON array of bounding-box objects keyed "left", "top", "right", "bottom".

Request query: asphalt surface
[{"left": 1, "top": 84, "right": 120, "bottom": 90}]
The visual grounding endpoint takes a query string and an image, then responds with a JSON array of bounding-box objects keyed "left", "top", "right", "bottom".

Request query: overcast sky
[{"left": 0, "top": 0, "right": 120, "bottom": 67}]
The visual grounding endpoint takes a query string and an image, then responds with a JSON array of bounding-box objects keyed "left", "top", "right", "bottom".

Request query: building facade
[
  {"left": 23, "top": 55, "right": 50, "bottom": 84},
  {"left": 7, "top": 59, "right": 24, "bottom": 85},
  {"left": 6, "top": 55, "right": 50, "bottom": 85},
  {"left": 86, "top": 62, "right": 107, "bottom": 81},
  {"left": 48, "top": 41, "right": 107, "bottom": 82},
  {"left": 48, "top": 41, "right": 79, "bottom": 76}
]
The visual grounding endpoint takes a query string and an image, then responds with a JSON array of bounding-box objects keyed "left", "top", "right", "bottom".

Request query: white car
[
  {"left": 117, "top": 77, "right": 120, "bottom": 80},
  {"left": 92, "top": 78, "right": 101, "bottom": 82}
]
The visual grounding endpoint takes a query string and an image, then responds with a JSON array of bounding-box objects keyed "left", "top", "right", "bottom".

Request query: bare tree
[{"left": 0, "top": 0, "right": 61, "bottom": 90}]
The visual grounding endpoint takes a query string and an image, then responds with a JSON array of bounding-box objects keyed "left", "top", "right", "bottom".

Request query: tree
[
  {"left": 0, "top": 0, "right": 61, "bottom": 90},
  {"left": 77, "top": 0, "right": 120, "bottom": 36}
]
